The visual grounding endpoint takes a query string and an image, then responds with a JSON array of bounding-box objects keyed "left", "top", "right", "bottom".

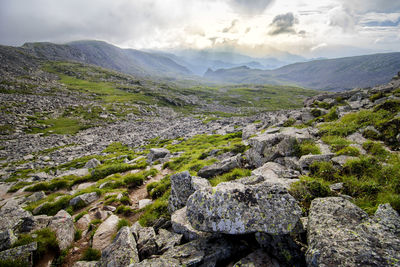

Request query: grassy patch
[
  {"left": 28, "top": 117, "right": 91, "bottom": 135},
  {"left": 294, "top": 140, "right": 321, "bottom": 157},
  {"left": 209, "top": 168, "right": 251, "bottom": 186},
  {"left": 81, "top": 248, "right": 101, "bottom": 261}
]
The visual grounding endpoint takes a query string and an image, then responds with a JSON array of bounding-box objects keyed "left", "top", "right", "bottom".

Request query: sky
[{"left": 0, "top": 0, "right": 400, "bottom": 59}]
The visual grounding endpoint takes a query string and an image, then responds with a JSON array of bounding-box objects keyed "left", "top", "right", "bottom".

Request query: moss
[
  {"left": 323, "top": 107, "right": 339, "bottom": 122},
  {"left": 362, "top": 141, "right": 390, "bottom": 160},
  {"left": 321, "top": 135, "right": 351, "bottom": 152},
  {"left": 0, "top": 259, "right": 28, "bottom": 267},
  {"left": 81, "top": 248, "right": 101, "bottom": 261},
  {"left": 7, "top": 181, "right": 33, "bottom": 193},
  {"left": 309, "top": 161, "right": 339, "bottom": 182},
  {"left": 336, "top": 146, "right": 360, "bottom": 156},
  {"left": 311, "top": 108, "right": 323, "bottom": 117},
  {"left": 294, "top": 140, "right": 321, "bottom": 157},
  {"left": 369, "top": 92, "right": 385, "bottom": 102}
]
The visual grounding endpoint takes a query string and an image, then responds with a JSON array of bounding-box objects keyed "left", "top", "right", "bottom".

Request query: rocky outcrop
[
  {"left": 84, "top": 158, "right": 101, "bottom": 169},
  {"left": 48, "top": 209, "right": 75, "bottom": 250},
  {"left": 0, "top": 229, "right": 17, "bottom": 251},
  {"left": 0, "top": 242, "right": 37, "bottom": 266},
  {"left": 99, "top": 226, "right": 139, "bottom": 267},
  {"left": 171, "top": 207, "right": 213, "bottom": 241},
  {"left": 155, "top": 229, "right": 182, "bottom": 254},
  {"left": 131, "top": 222, "right": 157, "bottom": 260},
  {"left": 197, "top": 154, "right": 243, "bottom": 178},
  {"left": 187, "top": 181, "right": 302, "bottom": 235},
  {"left": 306, "top": 197, "right": 400, "bottom": 266},
  {"left": 168, "top": 171, "right": 211, "bottom": 213},
  {"left": 0, "top": 199, "right": 33, "bottom": 232},
  {"left": 251, "top": 162, "right": 300, "bottom": 189},
  {"left": 92, "top": 215, "right": 119, "bottom": 251},
  {"left": 69, "top": 192, "right": 99, "bottom": 207},
  {"left": 147, "top": 148, "right": 170, "bottom": 163}
]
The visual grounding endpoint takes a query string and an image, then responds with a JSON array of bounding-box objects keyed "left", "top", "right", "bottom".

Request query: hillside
[
  {"left": 21, "top": 40, "right": 192, "bottom": 78},
  {"left": 204, "top": 52, "right": 400, "bottom": 91}
]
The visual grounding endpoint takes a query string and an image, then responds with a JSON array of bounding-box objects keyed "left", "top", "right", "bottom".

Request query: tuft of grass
[
  {"left": 147, "top": 175, "right": 171, "bottom": 200},
  {"left": 321, "top": 135, "right": 351, "bottom": 152},
  {"left": 81, "top": 248, "right": 101, "bottom": 261},
  {"left": 139, "top": 192, "right": 170, "bottom": 227},
  {"left": 74, "top": 229, "right": 82, "bottom": 241},
  {"left": 294, "top": 140, "right": 321, "bottom": 157},
  {"left": 283, "top": 118, "right": 296, "bottom": 127},
  {"left": 209, "top": 168, "right": 251, "bottom": 186},
  {"left": 117, "top": 219, "right": 130, "bottom": 231},
  {"left": 336, "top": 146, "right": 360, "bottom": 156},
  {"left": 116, "top": 205, "right": 135, "bottom": 216}
]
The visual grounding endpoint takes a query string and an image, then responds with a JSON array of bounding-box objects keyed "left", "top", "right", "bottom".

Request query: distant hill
[
  {"left": 204, "top": 53, "right": 400, "bottom": 91},
  {"left": 20, "top": 40, "right": 192, "bottom": 77}
]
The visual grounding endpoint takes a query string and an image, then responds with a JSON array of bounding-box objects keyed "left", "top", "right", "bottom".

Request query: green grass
[
  {"left": 28, "top": 117, "right": 91, "bottom": 135},
  {"left": 81, "top": 248, "right": 101, "bottom": 261},
  {"left": 294, "top": 140, "right": 321, "bottom": 157},
  {"left": 209, "top": 168, "right": 251, "bottom": 186},
  {"left": 117, "top": 219, "right": 130, "bottom": 231}
]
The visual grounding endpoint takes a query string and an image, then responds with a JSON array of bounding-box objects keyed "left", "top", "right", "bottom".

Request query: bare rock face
[
  {"left": 186, "top": 181, "right": 302, "bottom": 235},
  {"left": 99, "top": 226, "right": 139, "bottom": 267},
  {"left": 168, "top": 171, "right": 211, "bottom": 213},
  {"left": 0, "top": 199, "right": 33, "bottom": 232},
  {"left": 306, "top": 197, "right": 400, "bottom": 266},
  {"left": 92, "top": 215, "right": 119, "bottom": 251},
  {"left": 48, "top": 209, "right": 74, "bottom": 250},
  {"left": 171, "top": 207, "right": 213, "bottom": 241}
]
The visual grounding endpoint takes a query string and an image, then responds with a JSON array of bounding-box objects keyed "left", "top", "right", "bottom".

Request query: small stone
[{"left": 138, "top": 199, "right": 153, "bottom": 209}]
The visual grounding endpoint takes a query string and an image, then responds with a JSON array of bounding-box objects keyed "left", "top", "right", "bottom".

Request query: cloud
[
  {"left": 269, "top": 12, "right": 298, "bottom": 35},
  {"left": 338, "top": 0, "right": 400, "bottom": 14},
  {"left": 328, "top": 6, "right": 356, "bottom": 32},
  {"left": 223, "top": 19, "right": 239, "bottom": 33},
  {"left": 229, "top": 0, "right": 275, "bottom": 15}
]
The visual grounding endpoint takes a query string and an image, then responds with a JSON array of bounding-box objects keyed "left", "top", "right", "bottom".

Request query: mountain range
[{"left": 4, "top": 40, "right": 400, "bottom": 91}]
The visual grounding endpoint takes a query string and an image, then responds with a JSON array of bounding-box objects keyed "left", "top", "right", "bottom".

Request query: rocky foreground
[{"left": 0, "top": 73, "right": 400, "bottom": 267}]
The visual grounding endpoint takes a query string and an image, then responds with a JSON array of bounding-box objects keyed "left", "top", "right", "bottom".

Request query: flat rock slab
[
  {"left": 187, "top": 181, "right": 302, "bottom": 235},
  {"left": 92, "top": 215, "right": 119, "bottom": 251}
]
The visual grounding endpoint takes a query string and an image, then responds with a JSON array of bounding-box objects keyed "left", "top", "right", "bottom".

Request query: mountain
[
  {"left": 204, "top": 52, "right": 400, "bottom": 91},
  {"left": 20, "top": 40, "right": 192, "bottom": 77}
]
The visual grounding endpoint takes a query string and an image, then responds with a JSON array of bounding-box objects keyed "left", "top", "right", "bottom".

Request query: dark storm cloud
[
  {"left": 0, "top": 0, "right": 186, "bottom": 46},
  {"left": 229, "top": 0, "right": 275, "bottom": 15},
  {"left": 269, "top": 12, "right": 298, "bottom": 35}
]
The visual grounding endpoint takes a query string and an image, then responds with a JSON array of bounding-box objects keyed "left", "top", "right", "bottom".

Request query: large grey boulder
[
  {"left": 197, "top": 154, "right": 242, "bottom": 178},
  {"left": 187, "top": 181, "right": 302, "bottom": 235},
  {"left": 69, "top": 192, "right": 99, "bottom": 207},
  {"left": 252, "top": 162, "right": 300, "bottom": 189},
  {"left": 247, "top": 128, "right": 313, "bottom": 168},
  {"left": 306, "top": 197, "right": 400, "bottom": 266},
  {"left": 130, "top": 222, "right": 157, "bottom": 260},
  {"left": 0, "top": 199, "right": 33, "bottom": 231},
  {"left": 147, "top": 148, "right": 170, "bottom": 163},
  {"left": 155, "top": 229, "right": 182, "bottom": 254},
  {"left": 99, "top": 226, "right": 139, "bottom": 267},
  {"left": 171, "top": 207, "right": 213, "bottom": 241},
  {"left": 168, "top": 171, "right": 211, "bottom": 213},
  {"left": 0, "top": 242, "right": 37, "bottom": 266},
  {"left": 0, "top": 229, "right": 17, "bottom": 251},
  {"left": 48, "top": 209, "right": 75, "bottom": 250},
  {"left": 92, "top": 215, "right": 119, "bottom": 251}
]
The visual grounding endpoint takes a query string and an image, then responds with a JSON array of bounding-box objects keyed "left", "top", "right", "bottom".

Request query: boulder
[
  {"left": 298, "top": 154, "right": 334, "bottom": 171},
  {"left": 131, "top": 222, "right": 157, "bottom": 260},
  {"left": 155, "top": 229, "right": 182, "bottom": 254},
  {"left": 171, "top": 207, "right": 213, "bottom": 241},
  {"left": 187, "top": 181, "right": 302, "bottom": 235},
  {"left": 92, "top": 215, "right": 119, "bottom": 251},
  {"left": 147, "top": 148, "right": 170, "bottom": 163},
  {"left": 48, "top": 210, "right": 74, "bottom": 250},
  {"left": 247, "top": 128, "right": 313, "bottom": 168},
  {"left": 0, "top": 229, "right": 17, "bottom": 251},
  {"left": 58, "top": 168, "right": 89, "bottom": 178},
  {"left": 76, "top": 214, "right": 92, "bottom": 231},
  {"left": 306, "top": 197, "right": 400, "bottom": 266},
  {"left": 242, "top": 123, "right": 259, "bottom": 140},
  {"left": 138, "top": 199, "right": 153, "bottom": 209},
  {"left": 197, "top": 154, "right": 242, "bottom": 178},
  {"left": 99, "top": 226, "right": 139, "bottom": 267},
  {"left": 15, "top": 214, "right": 51, "bottom": 234},
  {"left": 168, "top": 171, "right": 210, "bottom": 213},
  {"left": 251, "top": 162, "right": 300, "bottom": 189},
  {"left": 25, "top": 191, "right": 46, "bottom": 203},
  {"left": 0, "top": 242, "right": 37, "bottom": 266},
  {"left": 0, "top": 199, "right": 33, "bottom": 231},
  {"left": 69, "top": 192, "right": 99, "bottom": 207},
  {"left": 233, "top": 249, "right": 281, "bottom": 267},
  {"left": 84, "top": 158, "right": 101, "bottom": 169}
]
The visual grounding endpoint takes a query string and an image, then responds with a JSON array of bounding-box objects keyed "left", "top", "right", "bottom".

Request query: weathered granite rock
[
  {"left": 76, "top": 214, "right": 92, "bottom": 231},
  {"left": 48, "top": 210, "right": 74, "bottom": 250},
  {"left": 298, "top": 154, "right": 334, "bottom": 171},
  {"left": 25, "top": 191, "right": 46, "bottom": 203},
  {"left": 84, "top": 158, "right": 101, "bottom": 169},
  {"left": 251, "top": 162, "right": 300, "bottom": 189},
  {"left": 130, "top": 257, "right": 181, "bottom": 267},
  {"left": 255, "top": 233, "right": 306, "bottom": 266},
  {"left": 59, "top": 168, "right": 89, "bottom": 178},
  {"left": 0, "top": 229, "right": 17, "bottom": 251},
  {"left": 92, "top": 215, "right": 119, "bottom": 251},
  {"left": 0, "top": 242, "right": 37, "bottom": 266},
  {"left": 100, "top": 226, "right": 139, "bottom": 267},
  {"left": 242, "top": 123, "right": 259, "bottom": 140},
  {"left": 171, "top": 207, "right": 213, "bottom": 241},
  {"left": 197, "top": 154, "right": 242, "bottom": 178},
  {"left": 135, "top": 224, "right": 158, "bottom": 260},
  {"left": 233, "top": 249, "right": 281, "bottom": 267},
  {"left": 306, "top": 197, "right": 400, "bottom": 266},
  {"left": 0, "top": 199, "right": 33, "bottom": 231},
  {"left": 187, "top": 181, "right": 302, "bottom": 235},
  {"left": 138, "top": 199, "right": 153, "bottom": 209},
  {"left": 69, "top": 192, "right": 99, "bottom": 207},
  {"left": 15, "top": 214, "right": 51, "bottom": 234},
  {"left": 147, "top": 148, "right": 170, "bottom": 163},
  {"left": 155, "top": 229, "right": 183, "bottom": 254},
  {"left": 168, "top": 171, "right": 211, "bottom": 213},
  {"left": 247, "top": 128, "right": 313, "bottom": 168},
  {"left": 331, "top": 155, "right": 358, "bottom": 168}
]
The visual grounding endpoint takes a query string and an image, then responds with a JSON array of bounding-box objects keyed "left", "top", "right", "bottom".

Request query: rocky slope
[{"left": 1, "top": 48, "right": 400, "bottom": 266}]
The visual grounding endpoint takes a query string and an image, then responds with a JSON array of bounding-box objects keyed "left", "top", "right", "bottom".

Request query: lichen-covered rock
[
  {"left": 133, "top": 223, "right": 158, "bottom": 260},
  {"left": 99, "top": 226, "right": 139, "bottom": 267},
  {"left": 251, "top": 162, "right": 300, "bottom": 189},
  {"left": 48, "top": 209, "right": 74, "bottom": 250},
  {"left": 0, "top": 199, "right": 33, "bottom": 231},
  {"left": 76, "top": 214, "right": 91, "bottom": 231},
  {"left": 84, "top": 158, "right": 101, "bottom": 169},
  {"left": 171, "top": 207, "right": 213, "bottom": 241},
  {"left": 306, "top": 197, "right": 400, "bottom": 267},
  {"left": 255, "top": 233, "right": 306, "bottom": 266},
  {"left": 168, "top": 171, "right": 210, "bottom": 213},
  {"left": 197, "top": 154, "right": 242, "bottom": 178},
  {"left": 155, "top": 229, "right": 182, "bottom": 254},
  {"left": 0, "top": 229, "right": 17, "bottom": 251},
  {"left": 187, "top": 181, "right": 302, "bottom": 235},
  {"left": 25, "top": 191, "right": 46, "bottom": 203},
  {"left": 233, "top": 249, "right": 281, "bottom": 267},
  {"left": 92, "top": 215, "right": 119, "bottom": 251},
  {"left": 70, "top": 192, "right": 99, "bottom": 207},
  {"left": 246, "top": 128, "right": 313, "bottom": 168},
  {"left": 147, "top": 148, "right": 170, "bottom": 163},
  {"left": 0, "top": 242, "right": 37, "bottom": 266}
]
